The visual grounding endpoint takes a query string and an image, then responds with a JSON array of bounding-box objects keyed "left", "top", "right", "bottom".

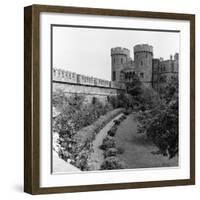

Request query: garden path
[
  {"left": 88, "top": 113, "right": 124, "bottom": 170},
  {"left": 115, "top": 113, "right": 178, "bottom": 169}
]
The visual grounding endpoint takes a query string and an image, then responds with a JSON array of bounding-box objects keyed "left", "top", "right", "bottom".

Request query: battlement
[
  {"left": 53, "top": 68, "right": 77, "bottom": 83},
  {"left": 111, "top": 47, "right": 130, "bottom": 57},
  {"left": 134, "top": 44, "right": 153, "bottom": 54},
  {"left": 53, "top": 68, "right": 125, "bottom": 90}
]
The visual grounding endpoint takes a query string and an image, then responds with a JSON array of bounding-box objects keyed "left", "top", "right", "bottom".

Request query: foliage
[
  {"left": 113, "top": 119, "right": 121, "bottom": 125},
  {"left": 136, "top": 76, "right": 179, "bottom": 159},
  {"left": 103, "top": 148, "right": 118, "bottom": 158},
  {"left": 73, "top": 108, "right": 124, "bottom": 170},
  {"left": 108, "top": 93, "right": 134, "bottom": 110},
  {"left": 107, "top": 114, "right": 127, "bottom": 137},
  {"left": 159, "top": 76, "right": 178, "bottom": 103},
  {"left": 126, "top": 75, "right": 143, "bottom": 98},
  {"left": 100, "top": 136, "right": 116, "bottom": 150},
  {"left": 100, "top": 156, "right": 126, "bottom": 170},
  {"left": 107, "top": 125, "right": 118, "bottom": 137},
  {"left": 53, "top": 92, "right": 113, "bottom": 139},
  {"left": 127, "top": 77, "right": 160, "bottom": 111},
  {"left": 52, "top": 89, "right": 126, "bottom": 170}
]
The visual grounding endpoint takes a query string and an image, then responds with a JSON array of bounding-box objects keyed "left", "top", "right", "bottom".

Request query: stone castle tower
[
  {"left": 111, "top": 44, "right": 178, "bottom": 89},
  {"left": 111, "top": 47, "right": 131, "bottom": 82},
  {"left": 134, "top": 44, "right": 153, "bottom": 86}
]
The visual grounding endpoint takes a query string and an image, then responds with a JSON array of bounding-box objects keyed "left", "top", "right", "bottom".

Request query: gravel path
[
  {"left": 115, "top": 113, "right": 178, "bottom": 169},
  {"left": 88, "top": 113, "right": 124, "bottom": 170}
]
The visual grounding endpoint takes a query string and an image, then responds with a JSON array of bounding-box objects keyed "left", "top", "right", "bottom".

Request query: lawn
[{"left": 114, "top": 113, "right": 178, "bottom": 169}]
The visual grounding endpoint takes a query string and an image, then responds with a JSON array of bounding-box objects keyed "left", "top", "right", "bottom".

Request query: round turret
[
  {"left": 111, "top": 47, "right": 130, "bottom": 82},
  {"left": 134, "top": 44, "right": 153, "bottom": 86},
  {"left": 134, "top": 44, "right": 153, "bottom": 54},
  {"left": 111, "top": 47, "right": 130, "bottom": 57}
]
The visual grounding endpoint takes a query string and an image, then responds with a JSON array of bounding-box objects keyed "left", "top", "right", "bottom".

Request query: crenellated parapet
[
  {"left": 53, "top": 68, "right": 125, "bottom": 90},
  {"left": 53, "top": 68, "right": 77, "bottom": 83},
  {"left": 134, "top": 44, "right": 153, "bottom": 54},
  {"left": 111, "top": 47, "right": 130, "bottom": 57}
]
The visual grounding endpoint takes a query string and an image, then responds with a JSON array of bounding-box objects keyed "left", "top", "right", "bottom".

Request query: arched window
[{"left": 121, "top": 58, "right": 123, "bottom": 64}]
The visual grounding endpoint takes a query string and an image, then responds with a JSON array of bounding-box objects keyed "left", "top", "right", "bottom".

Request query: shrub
[
  {"left": 107, "top": 125, "right": 118, "bottom": 137},
  {"left": 117, "top": 146, "right": 125, "bottom": 154},
  {"left": 74, "top": 150, "right": 90, "bottom": 170},
  {"left": 99, "top": 136, "right": 116, "bottom": 150},
  {"left": 103, "top": 148, "right": 118, "bottom": 158},
  {"left": 53, "top": 88, "right": 125, "bottom": 170},
  {"left": 119, "top": 115, "right": 126, "bottom": 121},
  {"left": 60, "top": 141, "right": 68, "bottom": 149},
  {"left": 61, "top": 150, "right": 72, "bottom": 161},
  {"left": 124, "top": 108, "right": 132, "bottom": 115},
  {"left": 100, "top": 156, "right": 126, "bottom": 170},
  {"left": 74, "top": 108, "right": 124, "bottom": 148},
  {"left": 108, "top": 93, "right": 134, "bottom": 109},
  {"left": 113, "top": 119, "right": 120, "bottom": 125}
]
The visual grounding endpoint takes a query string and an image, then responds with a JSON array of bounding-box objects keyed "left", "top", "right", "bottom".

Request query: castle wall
[
  {"left": 53, "top": 82, "right": 123, "bottom": 104},
  {"left": 53, "top": 68, "right": 125, "bottom": 89},
  {"left": 53, "top": 68, "right": 111, "bottom": 88}
]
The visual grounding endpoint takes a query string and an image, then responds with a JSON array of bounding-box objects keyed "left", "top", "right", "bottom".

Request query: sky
[{"left": 52, "top": 26, "right": 179, "bottom": 81}]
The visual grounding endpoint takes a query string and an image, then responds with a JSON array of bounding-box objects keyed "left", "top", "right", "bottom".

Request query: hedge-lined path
[
  {"left": 115, "top": 113, "right": 178, "bottom": 169},
  {"left": 88, "top": 113, "right": 124, "bottom": 170}
]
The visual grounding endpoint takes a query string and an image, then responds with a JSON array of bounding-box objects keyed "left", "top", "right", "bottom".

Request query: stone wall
[
  {"left": 53, "top": 68, "right": 125, "bottom": 90},
  {"left": 53, "top": 81, "right": 124, "bottom": 104}
]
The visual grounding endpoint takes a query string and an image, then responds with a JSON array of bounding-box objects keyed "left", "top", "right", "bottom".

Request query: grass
[{"left": 114, "top": 113, "right": 178, "bottom": 169}]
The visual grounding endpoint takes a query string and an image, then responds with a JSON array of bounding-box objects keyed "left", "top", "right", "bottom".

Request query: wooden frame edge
[
  {"left": 24, "top": 5, "right": 40, "bottom": 194},
  {"left": 24, "top": 5, "right": 33, "bottom": 194},
  {"left": 189, "top": 14, "right": 195, "bottom": 185}
]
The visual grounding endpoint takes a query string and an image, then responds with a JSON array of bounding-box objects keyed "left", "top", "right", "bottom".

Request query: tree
[
  {"left": 127, "top": 75, "right": 143, "bottom": 98},
  {"left": 136, "top": 76, "right": 179, "bottom": 159}
]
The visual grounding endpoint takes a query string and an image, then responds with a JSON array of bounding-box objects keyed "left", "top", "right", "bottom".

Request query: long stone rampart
[
  {"left": 52, "top": 68, "right": 126, "bottom": 104},
  {"left": 53, "top": 68, "right": 125, "bottom": 90}
]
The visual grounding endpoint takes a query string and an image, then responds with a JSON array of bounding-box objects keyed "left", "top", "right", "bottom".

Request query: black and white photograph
[{"left": 51, "top": 25, "right": 179, "bottom": 173}]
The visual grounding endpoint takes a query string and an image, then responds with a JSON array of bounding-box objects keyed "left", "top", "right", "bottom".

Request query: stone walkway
[{"left": 87, "top": 113, "right": 124, "bottom": 171}]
